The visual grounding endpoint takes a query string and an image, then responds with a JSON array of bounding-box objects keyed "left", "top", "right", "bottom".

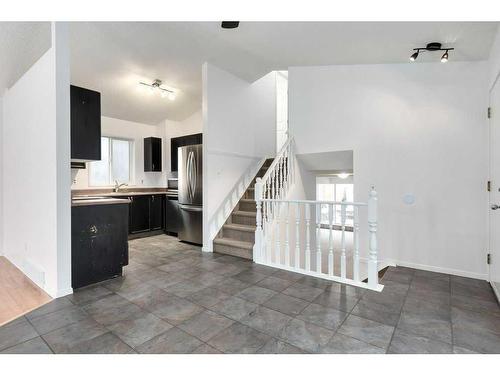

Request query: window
[
  {"left": 89, "top": 137, "right": 133, "bottom": 186},
  {"left": 316, "top": 176, "right": 354, "bottom": 227}
]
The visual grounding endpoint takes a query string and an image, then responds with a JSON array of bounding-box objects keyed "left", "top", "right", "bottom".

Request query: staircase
[{"left": 213, "top": 159, "right": 273, "bottom": 259}]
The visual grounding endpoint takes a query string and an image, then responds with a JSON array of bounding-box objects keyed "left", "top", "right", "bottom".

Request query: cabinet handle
[{"left": 89, "top": 225, "right": 98, "bottom": 234}]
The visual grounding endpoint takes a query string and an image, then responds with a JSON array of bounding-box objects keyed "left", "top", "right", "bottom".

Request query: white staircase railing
[
  {"left": 254, "top": 147, "right": 383, "bottom": 291},
  {"left": 253, "top": 137, "right": 294, "bottom": 265}
]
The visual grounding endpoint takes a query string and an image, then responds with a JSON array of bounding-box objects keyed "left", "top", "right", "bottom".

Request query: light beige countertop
[
  {"left": 71, "top": 197, "right": 131, "bottom": 207},
  {"left": 72, "top": 189, "right": 178, "bottom": 198}
]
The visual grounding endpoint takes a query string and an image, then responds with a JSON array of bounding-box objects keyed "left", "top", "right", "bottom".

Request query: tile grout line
[{"left": 383, "top": 270, "right": 414, "bottom": 354}]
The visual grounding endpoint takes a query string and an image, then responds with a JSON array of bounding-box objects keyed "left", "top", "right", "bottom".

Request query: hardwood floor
[{"left": 0, "top": 256, "right": 52, "bottom": 326}]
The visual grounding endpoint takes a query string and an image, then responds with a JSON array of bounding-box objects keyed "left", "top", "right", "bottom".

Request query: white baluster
[
  {"left": 254, "top": 178, "right": 264, "bottom": 263},
  {"left": 280, "top": 157, "right": 284, "bottom": 197},
  {"left": 287, "top": 155, "right": 291, "bottom": 193},
  {"left": 340, "top": 191, "right": 347, "bottom": 279},
  {"left": 295, "top": 203, "right": 301, "bottom": 270},
  {"left": 284, "top": 202, "right": 290, "bottom": 267},
  {"left": 275, "top": 159, "right": 280, "bottom": 199},
  {"left": 353, "top": 206, "right": 360, "bottom": 282},
  {"left": 305, "top": 203, "right": 311, "bottom": 271},
  {"left": 266, "top": 202, "right": 273, "bottom": 265},
  {"left": 328, "top": 203, "right": 334, "bottom": 276},
  {"left": 270, "top": 170, "right": 276, "bottom": 199},
  {"left": 316, "top": 203, "right": 322, "bottom": 273},
  {"left": 368, "top": 187, "right": 378, "bottom": 287},
  {"left": 275, "top": 201, "right": 281, "bottom": 265}
]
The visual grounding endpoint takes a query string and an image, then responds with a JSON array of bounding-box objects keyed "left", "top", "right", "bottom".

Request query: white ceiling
[
  {"left": 69, "top": 22, "right": 498, "bottom": 125},
  {"left": 0, "top": 22, "right": 51, "bottom": 92},
  {"left": 2, "top": 22, "right": 498, "bottom": 125}
]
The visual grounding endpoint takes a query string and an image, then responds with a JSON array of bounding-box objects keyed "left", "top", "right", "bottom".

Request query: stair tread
[
  {"left": 233, "top": 210, "right": 256, "bottom": 217},
  {"left": 223, "top": 223, "right": 256, "bottom": 232},
  {"left": 214, "top": 237, "right": 254, "bottom": 250},
  {"left": 240, "top": 198, "right": 255, "bottom": 203}
]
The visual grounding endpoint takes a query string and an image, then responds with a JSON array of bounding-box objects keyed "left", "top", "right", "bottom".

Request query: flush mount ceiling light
[
  {"left": 221, "top": 21, "right": 239, "bottom": 29},
  {"left": 409, "top": 42, "right": 454, "bottom": 63},
  {"left": 139, "top": 79, "right": 176, "bottom": 100}
]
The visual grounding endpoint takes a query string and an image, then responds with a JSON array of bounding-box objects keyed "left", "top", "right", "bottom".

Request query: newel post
[
  {"left": 367, "top": 186, "right": 378, "bottom": 287},
  {"left": 254, "top": 177, "right": 264, "bottom": 263}
]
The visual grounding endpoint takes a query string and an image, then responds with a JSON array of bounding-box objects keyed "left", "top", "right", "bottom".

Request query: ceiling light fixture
[
  {"left": 221, "top": 21, "right": 239, "bottom": 29},
  {"left": 441, "top": 50, "right": 449, "bottom": 63},
  {"left": 337, "top": 173, "right": 350, "bottom": 179},
  {"left": 139, "top": 79, "right": 176, "bottom": 100},
  {"left": 409, "top": 42, "right": 454, "bottom": 63}
]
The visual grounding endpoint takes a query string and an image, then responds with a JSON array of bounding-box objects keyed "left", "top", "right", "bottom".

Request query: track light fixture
[
  {"left": 139, "top": 79, "right": 176, "bottom": 100},
  {"left": 409, "top": 42, "right": 454, "bottom": 63},
  {"left": 221, "top": 21, "right": 239, "bottom": 29}
]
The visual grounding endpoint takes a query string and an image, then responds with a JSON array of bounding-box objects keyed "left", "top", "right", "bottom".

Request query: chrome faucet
[{"left": 114, "top": 180, "right": 128, "bottom": 193}]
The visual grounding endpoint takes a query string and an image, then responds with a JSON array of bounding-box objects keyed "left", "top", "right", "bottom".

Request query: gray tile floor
[{"left": 1, "top": 234, "right": 500, "bottom": 354}]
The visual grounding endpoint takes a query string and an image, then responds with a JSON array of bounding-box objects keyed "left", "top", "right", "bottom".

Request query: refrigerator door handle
[
  {"left": 179, "top": 204, "right": 203, "bottom": 212},
  {"left": 187, "top": 151, "right": 197, "bottom": 202}
]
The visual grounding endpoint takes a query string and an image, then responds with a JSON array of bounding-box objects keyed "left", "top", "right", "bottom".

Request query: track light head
[
  {"left": 441, "top": 50, "right": 449, "bottom": 63},
  {"left": 410, "top": 51, "right": 419, "bottom": 62}
]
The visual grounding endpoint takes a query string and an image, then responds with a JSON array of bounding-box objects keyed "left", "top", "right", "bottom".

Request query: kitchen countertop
[
  {"left": 71, "top": 197, "right": 131, "bottom": 207},
  {"left": 72, "top": 189, "right": 178, "bottom": 198}
]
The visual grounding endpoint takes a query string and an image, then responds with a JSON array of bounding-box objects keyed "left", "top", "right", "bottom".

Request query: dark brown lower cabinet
[
  {"left": 127, "top": 194, "right": 165, "bottom": 236},
  {"left": 71, "top": 203, "right": 129, "bottom": 289},
  {"left": 129, "top": 195, "right": 151, "bottom": 234}
]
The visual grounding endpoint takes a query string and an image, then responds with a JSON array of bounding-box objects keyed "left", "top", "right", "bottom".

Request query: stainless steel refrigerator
[{"left": 178, "top": 144, "right": 203, "bottom": 244}]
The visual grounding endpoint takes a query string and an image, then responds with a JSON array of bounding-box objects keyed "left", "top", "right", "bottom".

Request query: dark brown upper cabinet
[
  {"left": 70, "top": 85, "right": 101, "bottom": 161},
  {"left": 144, "top": 137, "right": 162, "bottom": 172},
  {"left": 170, "top": 133, "right": 202, "bottom": 172}
]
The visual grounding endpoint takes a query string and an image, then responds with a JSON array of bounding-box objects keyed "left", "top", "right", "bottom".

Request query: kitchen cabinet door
[
  {"left": 129, "top": 195, "right": 150, "bottom": 234},
  {"left": 70, "top": 85, "right": 101, "bottom": 161},
  {"left": 150, "top": 195, "right": 164, "bottom": 231},
  {"left": 144, "top": 137, "right": 162, "bottom": 172}
]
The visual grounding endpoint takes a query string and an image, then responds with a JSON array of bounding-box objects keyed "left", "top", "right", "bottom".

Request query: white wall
[
  {"left": 2, "top": 23, "right": 71, "bottom": 297},
  {"left": 161, "top": 109, "right": 203, "bottom": 176},
  {"left": 0, "top": 94, "right": 3, "bottom": 257},
  {"left": 489, "top": 26, "right": 500, "bottom": 89},
  {"left": 72, "top": 116, "right": 167, "bottom": 189},
  {"left": 202, "top": 63, "right": 277, "bottom": 251},
  {"left": 289, "top": 62, "right": 489, "bottom": 279}
]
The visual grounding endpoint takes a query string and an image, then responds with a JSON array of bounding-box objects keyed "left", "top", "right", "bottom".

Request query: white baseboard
[
  {"left": 202, "top": 245, "right": 213, "bottom": 253},
  {"left": 377, "top": 259, "right": 396, "bottom": 271},
  {"left": 392, "top": 259, "right": 487, "bottom": 280},
  {"left": 491, "top": 281, "right": 500, "bottom": 304},
  {"left": 55, "top": 287, "right": 73, "bottom": 298}
]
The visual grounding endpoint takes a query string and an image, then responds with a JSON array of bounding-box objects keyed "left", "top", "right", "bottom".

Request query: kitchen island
[{"left": 71, "top": 197, "right": 130, "bottom": 289}]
